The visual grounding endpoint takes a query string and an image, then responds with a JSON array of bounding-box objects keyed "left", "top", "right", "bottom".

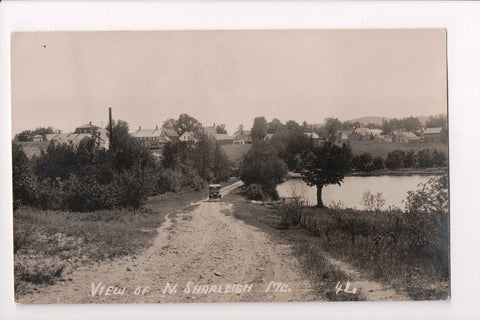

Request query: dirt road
[{"left": 18, "top": 181, "right": 320, "bottom": 304}]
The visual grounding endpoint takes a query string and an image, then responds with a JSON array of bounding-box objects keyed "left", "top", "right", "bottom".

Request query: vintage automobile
[{"left": 208, "top": 184, "right": 222, "bottom": 202}]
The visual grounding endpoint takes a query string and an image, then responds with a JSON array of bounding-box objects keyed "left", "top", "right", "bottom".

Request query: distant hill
[{"left": 347, "top": 116, "right": 391, "bottom": 126}]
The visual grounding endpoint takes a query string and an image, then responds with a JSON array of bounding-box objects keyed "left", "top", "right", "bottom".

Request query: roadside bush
[
  {"left": 274, "top": 199, "right": 303, "bottom": 228},
  {"left": 36, "top": 179, "right": 64, "bottom": 211},
  {"left": 62, "top": 175, "right": 114, "bottom": 212},
  {"left": 246, "top": 184, "right": 264, "bottom": 201},
  {"left": 111, "top": 171, "right": 149, "bottom": 211}
]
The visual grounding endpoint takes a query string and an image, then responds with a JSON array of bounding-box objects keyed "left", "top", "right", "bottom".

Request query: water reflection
[{"left": 276, "top": 175, "right": 437, "bottom": 209}]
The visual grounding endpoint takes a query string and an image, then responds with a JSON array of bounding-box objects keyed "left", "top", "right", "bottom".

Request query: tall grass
[{"left": 296, "top": 204, "right": 449, "bottom": 300}]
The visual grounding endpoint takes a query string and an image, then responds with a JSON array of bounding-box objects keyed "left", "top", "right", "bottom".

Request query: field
[
  {"left": 350, "top": 140, "right": 448, "bottom": 158},
  {"left": 13, "top": 187, "right": 211, "bottom": 298},
  {"left": 221, "top": 144, "right": 251, "bottom": 163},
  {"left": 221, "top": 141, "right": 448, "bottom": 164}
]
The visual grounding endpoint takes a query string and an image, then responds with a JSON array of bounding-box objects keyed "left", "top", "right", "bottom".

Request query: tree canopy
[
  {"left": 251, "top": 117, "right": 268, "bottom": 141},
  {"left": 15, "top": 127, "right": 55, "bottom": 142},
  {"left": 239, "top": 141, "right": 287, "bottom": 199},
  {"left": 162, "top": 113, "right": 203, "bottom": 136},
  {"left": 300, "top": 141, "right": 353, "bottom": 208}
]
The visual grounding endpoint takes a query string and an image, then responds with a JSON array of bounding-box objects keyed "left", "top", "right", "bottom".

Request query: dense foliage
[
  {"left": 351, "top": 148, "right": 447, "bottom": 172},
  {"left": 239, "top": 141, "right": 287, "bottom": 199},
  {"left": 12, "top": 117, "right": 231, "bottom": 212},
  {"left": 15, "top": 127, "right": 55, "bottom": 142}
]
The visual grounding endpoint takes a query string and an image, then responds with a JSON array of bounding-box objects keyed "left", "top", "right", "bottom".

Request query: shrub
[
  {"left": 360, "top": 191, "right": 386, "bottom": 212},
  {"left": 246, "top": 184, "right": 264, "bottom": 201},
  {"left": 403, "top": 151, "right": 416, "bottom": 168},
  {"left": 385, "top": 150, "right": 405, "bottom": 170},
  {"left": 417, "top": 149, "right": 433, "bottom": 168},
  {"left": 405, "top": 175, "right": 449, "bottom": 274},
  {"left": 274, "top": 199, "right": 303, "bottom": 228},
  {"left": 432, "top": 149, "right": 447, "bottom": 167},
  {"left": 372, "top": 156, "right": 384, "bottom": 170},
  {"left": 353, "top": 153, "right": 374, "bottom": 172}
]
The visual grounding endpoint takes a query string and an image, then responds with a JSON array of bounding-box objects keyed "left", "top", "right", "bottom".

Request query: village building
[
  {"left": 32, "top": 135, "right": 44, "bottom": 142},
  {"left": 349, "top": 127, "right": 384, "bottom": 141},
  {"left": 14, "top": 122, "right": 110, "bottom": 158},
  {"left": 392, "top": 130, "right": 422, "bottom": 143},
  {"left": 304, "top": 132, "right": 322, "bottom": 146},
  {"left": 179, "top": 131, "right": 198, "bottom": 143},
  {"left": 44, "top": 133, "right": 59, "bottom": 141},
  {"left": 75, "top": 122, "right": 100, "bottom": 134},
  {"left": 203, "top": 125, "right": 218, "bottom": 137},
  {"left": 132, "top": 126, "right": 163, "bottom": 148},
  {"left": 73, "top": 123, "right": 110, "bottom": 149},
  {"left": 162, "top": 128, "right": 179, "bottom": 142},
  {"left": 233, "top": 130, "right": 252, "bottom": 145},
  {"left": 336, "top": 130, "right": 352, "bottom": 144},
  {"left": 69, "top": 133, "right": 92, "bottom": 148},
  {"left": 423, "top": 127, "right": 447, "bottom": 143},
  {"left": 210, "top": 133, "right": 234, "bottom": 145},
  {"left": 132, "top": 126, "right": 179, "bottom": 148}
]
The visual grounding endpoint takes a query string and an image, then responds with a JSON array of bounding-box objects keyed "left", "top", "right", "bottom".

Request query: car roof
[{"left": 209, "top": 184, "right": 221, "bottom": 188}]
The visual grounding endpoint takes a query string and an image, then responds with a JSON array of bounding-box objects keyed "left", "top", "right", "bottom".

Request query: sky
[{"left": 11, "top": 29, "right": 447, "bottom": 135}]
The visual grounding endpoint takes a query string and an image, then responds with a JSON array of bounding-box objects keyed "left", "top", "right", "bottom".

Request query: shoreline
[{"left": 287, "top": 167, "right": 447, "bottom": 179}]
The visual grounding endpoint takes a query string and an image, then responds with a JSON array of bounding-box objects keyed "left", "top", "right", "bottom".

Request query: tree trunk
[{"left": 316, "top": 184, "right": 324, "bottom": 208}]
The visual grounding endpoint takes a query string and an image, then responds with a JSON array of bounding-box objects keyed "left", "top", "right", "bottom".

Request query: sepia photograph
[{"left": 9, "top": 29, "right": 451, "bottom": 305}]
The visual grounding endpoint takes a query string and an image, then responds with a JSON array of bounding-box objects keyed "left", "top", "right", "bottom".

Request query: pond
[{"left": 276, "top": 175, "right": 439, "bottom": 209}]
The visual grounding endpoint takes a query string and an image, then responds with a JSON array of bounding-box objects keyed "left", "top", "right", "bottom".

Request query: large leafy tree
[
  {"left": 267, "top": 118, "right": 284, "bottom": 134},
  {"left": 239, "top": 141, "right": 287, "bottom": 197},
  {"left": 162, "top": 113, "right": 204, "bottom": 137},
  {"left": 300, "top": 141, "right": 353, "bottom": 208},
  {"left": 251, "top": 117, "right": 268, "bottom": 141},
  {"left": 108, "top": 120, "right": 154, "bottom": 171}
]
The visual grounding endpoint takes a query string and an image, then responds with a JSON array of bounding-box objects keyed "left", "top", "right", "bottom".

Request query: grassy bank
[
  {"left": 349, "top": 166, "right": 448, "bottom": 177},
  {"left": 13, "top": 187, "right": 210, "bottom": 298},
  {"left": 224, "top": 188, "right": 365, "bottom": 301},
  {"left": 226, "top": 187, "right": 449, "bottom": 301}
]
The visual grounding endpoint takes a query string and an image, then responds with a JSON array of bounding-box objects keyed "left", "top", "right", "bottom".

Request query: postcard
[{"left": 11, "top": 29, "right": 449, "bottom": 305}]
